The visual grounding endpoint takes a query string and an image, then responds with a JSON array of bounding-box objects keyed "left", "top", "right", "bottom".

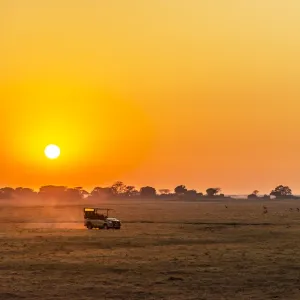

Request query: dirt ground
[{"left": 1, "top": 199, "right": 300, "bottom": 300}]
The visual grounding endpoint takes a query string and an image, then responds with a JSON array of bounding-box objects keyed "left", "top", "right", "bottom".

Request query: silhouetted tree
[
  {"left": 14, "top": 187, "right": 36, "bottom": 198},
  {"left": 65, "top": 188, "right": 88, "bottom": 200},
  {"left": 140, "top": 186, "right": 156, "bottom": 198},
  {"left": 39, "top": 185, "right": 67, "bottom": 199},
  {"left": 175, "top": 185, "right": 188, "bottom": 195},
  {"left": 159, "top": 189, "right": 171, "bottom": 195},
  {"left": 111, "top": 181, "right": 127, "bottom": 196},
  {"left": 185, "top": 189, "right": 197, "bottom": 199},
  {"left": 90, "top": 187, "right": 112, "bottom": 198},
  {"left": 248, "top": 190, "right": 259, "bottom": 199},
  {"left": 270, "top": 185, "right": 292, "bottom": 198},
  {"left": 74, "top": 187, "right": 89, "bottom": 198},
  {"left": 206, "top": 188, "right": 221, "bottom": 197},
  {"left": 124, "top": 186, "right": 139, "bottom": 197},
  {"left": 0, "top": 187, "right": 15, "bottom": 199}
]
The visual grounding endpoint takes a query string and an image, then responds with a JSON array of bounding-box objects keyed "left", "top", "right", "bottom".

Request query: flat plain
[{"left": 1, "top": 198, "right": 300, "bottom": 300}]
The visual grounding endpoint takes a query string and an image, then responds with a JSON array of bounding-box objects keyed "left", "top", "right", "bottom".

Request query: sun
[{"left": 44, "top": 144, "right": 60, "bottom": 159}]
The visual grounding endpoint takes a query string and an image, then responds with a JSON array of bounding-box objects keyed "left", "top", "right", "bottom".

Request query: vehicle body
[{"left": 83, "top": 208, "right": 121, "bottom": 230}]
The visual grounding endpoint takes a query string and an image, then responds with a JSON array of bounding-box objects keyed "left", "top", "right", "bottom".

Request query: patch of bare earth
[{"left": 1, "top": 199, "right": 300, "bottom": 299}]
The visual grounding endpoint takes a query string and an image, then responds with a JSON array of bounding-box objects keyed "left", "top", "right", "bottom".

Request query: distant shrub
[{"left": 206, "top": 188, "right": 221, "bottom": 197}]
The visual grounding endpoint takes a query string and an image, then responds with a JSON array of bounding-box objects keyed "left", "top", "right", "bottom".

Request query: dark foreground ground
[{"left": 1, "top": 199, "right": 300, "bottom": 299}]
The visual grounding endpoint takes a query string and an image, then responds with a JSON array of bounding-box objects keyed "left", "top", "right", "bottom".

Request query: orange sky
[{"left": 1, "top": 1, "right": 300, "bottom": 194}]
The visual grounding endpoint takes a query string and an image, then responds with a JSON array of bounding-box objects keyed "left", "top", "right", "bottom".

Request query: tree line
[
  {"left": 247, "top": 185, "right": 294, "bottom": 199},
  {"left": 0, "top": 182, "right": 296, "bottom": 200}
]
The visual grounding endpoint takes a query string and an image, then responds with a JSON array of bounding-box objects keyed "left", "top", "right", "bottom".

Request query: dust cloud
[{"left": 0, "top": 196, "right": 96, "bottom": 230}]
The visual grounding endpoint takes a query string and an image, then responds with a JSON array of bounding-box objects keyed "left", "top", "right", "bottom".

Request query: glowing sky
[{"left": 1, "top": 1, "right": 300, "bottom": 193}]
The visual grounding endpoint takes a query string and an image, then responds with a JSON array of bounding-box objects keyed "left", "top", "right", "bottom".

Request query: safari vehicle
[{"left": 83, "top": 208, "right": 121, "bottom": 230}]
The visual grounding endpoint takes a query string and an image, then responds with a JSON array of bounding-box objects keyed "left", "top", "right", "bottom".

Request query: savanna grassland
[{"left": 1, "top": 199, "right": 300, "bottom": 300}]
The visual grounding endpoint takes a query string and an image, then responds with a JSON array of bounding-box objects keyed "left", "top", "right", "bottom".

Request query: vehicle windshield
[{"left": 84, "top": 210, "right": 107, "bottom": 220}]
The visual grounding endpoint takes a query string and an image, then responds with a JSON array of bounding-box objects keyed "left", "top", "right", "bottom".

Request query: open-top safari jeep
[{"left": 83, "top": 208, "right": 121, "bottom": 230}]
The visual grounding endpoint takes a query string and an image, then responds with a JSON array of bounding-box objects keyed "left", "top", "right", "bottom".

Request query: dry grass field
[{"left": 1, "top": 198, "right": 300, "bottom": 299}]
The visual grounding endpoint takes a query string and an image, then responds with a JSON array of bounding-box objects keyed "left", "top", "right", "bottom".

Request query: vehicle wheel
[{"left": 87, "top": 223, "right": 93, "bottom": 230}]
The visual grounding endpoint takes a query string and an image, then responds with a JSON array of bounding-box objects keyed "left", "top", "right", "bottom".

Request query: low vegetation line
[{"left": 0, "top": 183, "right": 296, "bottom": 201}]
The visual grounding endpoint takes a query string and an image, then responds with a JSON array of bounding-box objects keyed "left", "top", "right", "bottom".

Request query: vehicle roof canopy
[{"left": 84, "top": 208, "right": 114, "bottom": 212}]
